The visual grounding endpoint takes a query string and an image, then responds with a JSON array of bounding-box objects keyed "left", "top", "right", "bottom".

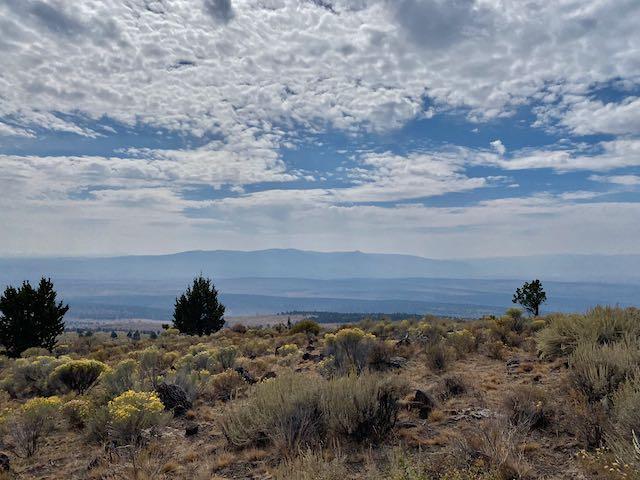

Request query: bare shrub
[
  {"left": 503, "top": 385, "right": 553, "bottom": 430},
  {"left": 452, "top": 418, "right": 531, "bottom": 479},
  {"left": 273, "top": 450, "right": 349, "bottom": 480},
  {"left": 425, "top": 341, "right": 455, "bottom": 372},
  {"left": 206, "top": 369, "right": 246, "bottom": 401}
]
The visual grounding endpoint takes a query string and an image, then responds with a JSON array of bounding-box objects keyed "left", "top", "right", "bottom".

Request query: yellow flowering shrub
[
  {"left": 324, "top": 328, "right": 377, "bottom": 374},
  {"left": 277, "top": 343, "right": 300, "bottom": 357},
  {"left": 447, "top": 329, "right": 476, "bottom": 356},
  {"left": 49, "top": 359, "right": 109, "bottom": 394},
  {"left": 107, "top": 390, "right": 167, "bottom": 445},
  {"left": 62, "top": 398, "right": 90, "bottom": 429},
  {"left": 7, "top": 396, "right": 62, "bottom": 456}
]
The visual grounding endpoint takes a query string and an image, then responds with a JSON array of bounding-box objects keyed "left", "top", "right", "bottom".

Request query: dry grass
[{"left": 1, "top": 307, "right": 638, "bottom": 479}]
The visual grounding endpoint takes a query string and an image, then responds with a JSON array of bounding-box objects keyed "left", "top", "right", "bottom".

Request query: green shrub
[
  {"left": 241, "top": 338, "right": 271, "bottom": 358},
  {"left": 569, "top": 341, "right": 639, "bottom": 403},
  {"left": 214, "top": 345, "right": 239, "bottom": 370},
  {"left": 537, "top": 306, "right": 640, "bottom": 359},
  {"left": 536, "top": 313, "right": 588, "bottom": 359},
  {"left": 221, "top": 373, "right": 323, "bottom": 451},
  {"left": 324, "top": 328, "right": 377, "bottom": 374},
  {"left": 321, "top": 374, "right": 404, "bottom": 443},
  {"left": 49, "top": 359, "right": 109, "bottom": 394},
  {"left": 4, "top": 396, "right": 62, "bottom": 456},
  {"left": 107, "top": 390, "right": 168, "bottom": 446},
  {"left": 290, "top": 319, "right": 321, "bottom": 336},
  {"left": 97, "top": 359, "right": 137, "bottom": 401},
  {"left": 221, "top": 372, "right": 404, "bottom": 451},
  {"left": 138, "top": 347, "right": 164, "bottom": 389},
  {"left": 611, "top": 376, "right": 640, "bottom": 441},
  {"left": 85, "top": 405, "right": 110, "bottom": 443},
  {"left": 20, "top": 347, "right": 50, "bottom": 358},
  {"left": 2, "top": 355, "right": 67, "bottom": 397},
  {"left": 278, "top": 343, "right": 301, "bottom": 357}
]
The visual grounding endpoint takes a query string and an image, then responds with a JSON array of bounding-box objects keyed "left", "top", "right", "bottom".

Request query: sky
[{"left": 1, "top": 0, "right": 640, "bottom": 258}]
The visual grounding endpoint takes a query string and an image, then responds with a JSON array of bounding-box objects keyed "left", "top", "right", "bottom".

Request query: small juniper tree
[
  {"left": 512, "top": 279, "right": 547, "bottom": 317},
  {"left": 0, "top": 278, "right": 68, "bottom": 357},
  {"left": 173, "top": 275, "right": 225, "bottom": 336}
]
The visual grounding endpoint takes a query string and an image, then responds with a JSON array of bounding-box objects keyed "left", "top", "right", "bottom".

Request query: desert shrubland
[{"left": 0, "top": 306, "right": 638, "bottom": 479}]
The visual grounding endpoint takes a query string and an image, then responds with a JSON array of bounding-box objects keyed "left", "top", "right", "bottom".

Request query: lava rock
[
  {"left": 185, "top": 423, "right": 199, "bottom": 437},
  {"left": 387, "top": 356, "right": 408, "bottom": 369},
  {"left": 412, "top": 389, "right": 436, "bottom": 419},
  {"left": 156, "top": 382, "right": 192, "bottom": 417},
  {"left": 234, "top": 366, "right": 257, "bottom": 384},
  {"left": 0, "top": 452, "right": 10, "bottom": 472}
]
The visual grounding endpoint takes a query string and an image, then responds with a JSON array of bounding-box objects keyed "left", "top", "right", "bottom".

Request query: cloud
[
  {"left": 490, "top": 140, "right": 505, "bottom": 155},
  {"left": 590, "top": 174, "right": 640, "bottom": 186},
  {"left": 0, "top": 122, "right": 34, "bottom": 138},
  {"left": 0, "top": 0, "right": 638, "bottom": 140},
  {"left": 203, "top": 0, "right": 234, "bottom": 23},
  {"left": 480, "top": 139, "right": 640, "bottom": 172},
  {"left": 559, "top": 96, "right": 640, "bottom": 136}
]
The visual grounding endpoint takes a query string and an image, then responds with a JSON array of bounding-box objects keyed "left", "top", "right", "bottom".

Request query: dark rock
[
  {"left": 506, "top": 356, "right": 521, "bottom": 374},
  {"left": 185, "top": 423, "right": 199, "bottom": 437},
  {"left": 396, "top": 420, "right": 418, "bottom": 429},
  {"left": 387, "top": 356, "right": 408, "bottom": 368},
  {"left": 0, "top": 452, "right": 9, "bottom": 471},
  {"left": 302, "top": 352, "right": 321, "bottom": 361},
  {"left": 412, "top": 389, "right": 436, "bottom": 419},
  {"left": 234, "top": 366, "right": 257, "bottom": 384},
  {"left": 261, "top": 371, "right": 277, "bottom": 381},
  {"left": 86, "top": 456, "right": 100, "bottom": 471},
  {"left": 156, "top": 382, "right": 192, "bottom": 417}
]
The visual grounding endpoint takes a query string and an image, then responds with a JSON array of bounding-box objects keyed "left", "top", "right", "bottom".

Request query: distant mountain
[
  {"left": 1, "top": 249, "right": 639, "bottom": 320},
  {"left": 1, "top": 249, "right": 639, "bottom": 283}
]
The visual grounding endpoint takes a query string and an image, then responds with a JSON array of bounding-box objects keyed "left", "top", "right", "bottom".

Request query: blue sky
[{"left": 1, "top": 0, "right": 639, "bottom": 258}]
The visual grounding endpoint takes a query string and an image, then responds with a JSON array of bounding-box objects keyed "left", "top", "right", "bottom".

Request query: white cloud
[
  {"left": 590, "top": 174, "right": 640, "bottom": 186},
  {"left": 559, "top": 97, "right": 640, "bottom": 136},
  {"left": 0, "top": 0, "right": 638, "bottom": 140},
  {"left": 480, "top": 139, "right": 640, "bottom": 172},
  {"left": 490, "top": 140, "right": 505, "bottom": 155}
]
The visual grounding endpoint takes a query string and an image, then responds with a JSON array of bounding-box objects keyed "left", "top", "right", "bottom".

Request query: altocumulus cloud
[{"left": 0, "top": 0, "right": 639, "bottom": 256}]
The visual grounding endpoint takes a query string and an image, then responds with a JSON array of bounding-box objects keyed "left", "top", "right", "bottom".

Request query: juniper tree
[
  {"left": 512, "top": 279, "right": 547, "bottom": 317},
  {"left": 173, "top": 275, "right": 225, "bottom": 336},
  {"left": 0, "top": 278, "right": 68, "bottom": 357}
]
